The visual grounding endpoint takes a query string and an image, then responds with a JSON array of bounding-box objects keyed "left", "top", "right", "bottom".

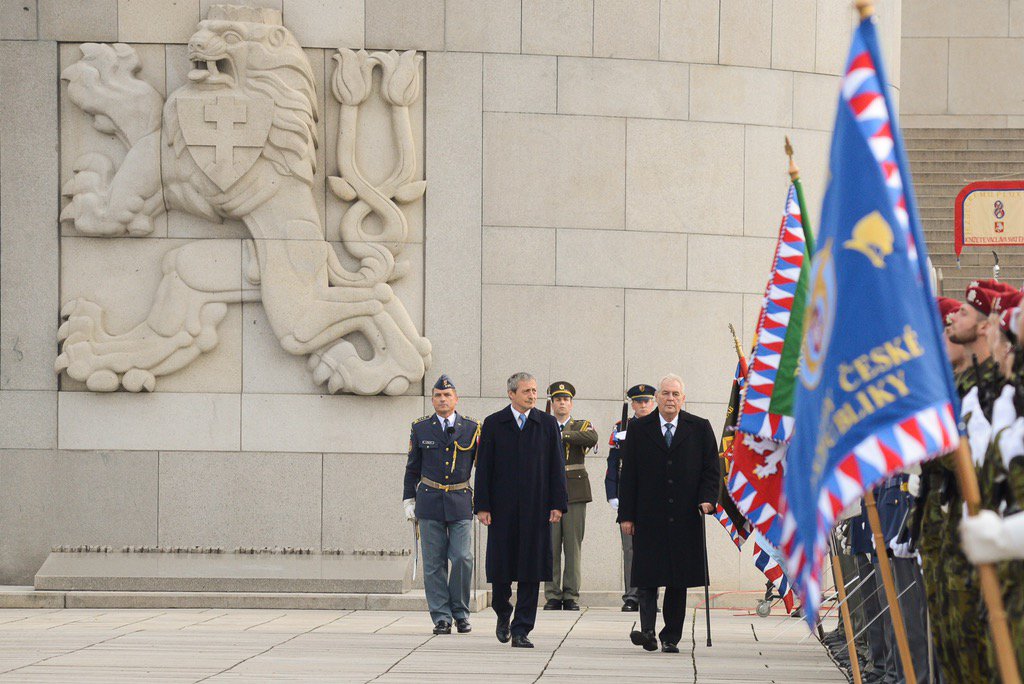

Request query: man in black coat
[
  {"left": 474, "top": 371, "right": 569, "bottom": 649},
  {"left": 618, "top": 373, "right": 719, "bottom": 653}
]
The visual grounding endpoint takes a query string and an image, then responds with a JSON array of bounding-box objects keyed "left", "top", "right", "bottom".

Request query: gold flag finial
[
  {"left": 855, "top": 0, "right": 875, "bottom": 19},
  {"left": 785, "top": 136, "right": 800, "bottom": 182},
  {"left": 728, "top": 324, "right": 744, "bottom": 362}
]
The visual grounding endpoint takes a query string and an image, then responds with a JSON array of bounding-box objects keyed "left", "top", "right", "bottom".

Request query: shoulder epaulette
[
  {"left": 461, "top": 415, "right": 477, "bottom": 424},
  {"left": 412, "top": 414, "right": 432, "bottom": 425}
]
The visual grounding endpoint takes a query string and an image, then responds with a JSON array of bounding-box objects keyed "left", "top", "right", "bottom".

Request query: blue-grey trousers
[{"left": 419, "top": 518, "right": 473, "bottom": 624}]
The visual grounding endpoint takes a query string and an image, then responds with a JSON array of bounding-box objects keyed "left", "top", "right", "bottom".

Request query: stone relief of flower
[{"left": 331, "top": 48, "right": 373, "bottom": 106}]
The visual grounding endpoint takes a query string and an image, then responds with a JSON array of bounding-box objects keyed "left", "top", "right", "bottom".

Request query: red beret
[
  {"left": 999, "top": 307, "right": 1021, "bottom": 344},
  {"left": 966, "top": 279, "right": 1023, "bottom": 316},
  {"left": 936, "top": 297, "right": 961, "bottom": 326}
]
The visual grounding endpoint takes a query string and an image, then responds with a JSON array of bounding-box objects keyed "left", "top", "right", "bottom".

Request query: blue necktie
[
  {"left": 664, "top": 423, "right": 674, "bottom": 447},
  {"left": 518, "top": 413, "right": 525, "bottom": 430}
]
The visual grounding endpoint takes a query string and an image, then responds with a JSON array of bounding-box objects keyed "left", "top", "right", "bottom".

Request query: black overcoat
[
  {"left": 474, "top": 406, "right": 569, "bottom": 583},
  {"left": 618, "top": 409, "right": 720, "bottom": 588}
]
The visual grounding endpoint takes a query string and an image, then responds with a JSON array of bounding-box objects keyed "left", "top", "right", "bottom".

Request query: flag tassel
[
  {"left": 864, "top": 490, "right": 917, "bottom": 683},
  {"left": 952, "top": 440, "right": 1022, "bottom": 684}
]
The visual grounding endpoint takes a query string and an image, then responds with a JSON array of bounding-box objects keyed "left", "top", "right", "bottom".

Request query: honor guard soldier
[
  {"left": 402, "top": 374, "right": 480, "bottom": 635},
  {"left": 543, "top": 381, "right": 598, "bottom": 611},
  {"left": 605, "top": 383, "right": 656, "bottom": 612}
]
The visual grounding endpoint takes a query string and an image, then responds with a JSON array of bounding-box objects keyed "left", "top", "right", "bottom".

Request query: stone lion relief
[{"left": 56, "top": 4, "right": 431, "bottom": 395}]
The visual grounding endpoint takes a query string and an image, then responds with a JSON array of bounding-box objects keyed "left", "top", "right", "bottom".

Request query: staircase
[{"left": 904, "top": 128, "right": 1024, "bottom": 297}]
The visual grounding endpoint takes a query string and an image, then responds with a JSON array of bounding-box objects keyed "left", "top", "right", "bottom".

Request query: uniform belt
[
  {"left": 420, "top": 476, "right": 470, "bottom": 492},
  {"left": 565, "top": 464, "right": 587, "bottom": 472}
]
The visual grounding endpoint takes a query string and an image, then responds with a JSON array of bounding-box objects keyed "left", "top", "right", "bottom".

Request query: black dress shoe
[
  {"left": 433, "top": 620, "right": 452, "bottom": 635},
  {"left": 495, "top": 616, "right": 511, "bottom": 643},
  {"left": 456, "top": 618, "right": 471, "bottom": 634},
  {"left": 561, "top": 599, "right": 580, "bottom": 611},
  {"left": 630, "top": 629, "right": 658, "bottom": 651},
  {"left": 621, "top": 600, "right": 638, "bottom": 612},
  {"left": 661, "top": 642, "right": 680, "bottom": 653},
  {"left": 511, "top": 634, "right": 534, "bottom": 648},
  {"left": 543, "top": 599, "right": 562, "bottom": 610}
]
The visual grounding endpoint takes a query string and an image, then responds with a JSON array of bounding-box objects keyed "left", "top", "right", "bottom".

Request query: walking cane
[{"left": 700, "top": 506, "right": 712, "bottom": 647}]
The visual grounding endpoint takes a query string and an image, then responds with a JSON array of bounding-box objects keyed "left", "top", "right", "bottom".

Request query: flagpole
[
  {"left": 785, "top": 138, "right": 816, "bottom": 254},
  {"left": 862, "top": 490, "right": 916, "bottom": 681},
  {"left": 828, "top": 540, "right": 863, "bottom": 684},
  {"left": 951, "top": 440, "right": 1022, "bottom": 684}
]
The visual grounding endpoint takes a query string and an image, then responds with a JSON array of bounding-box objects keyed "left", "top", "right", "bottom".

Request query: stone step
[
  {"left": 904, "top": 128, "right": 1024, "bottom": 140},
  {"left": 916, "top": 184, "right": 976, "bottom": 197},
  {"left": 907, "top": 150, "right": 1024, "bottom": 163},
  {"left": 906, "top": 139, "right": 1024, "bottom": 152},
  {"left": 0, "top": 586, "right": 491, "bottom": 611},
  {"left": 910, "top": 161, "right": 1024, "bottom": 174},
  {"left": 34, "top": 551, "right": 413, "bottom": 594},
  {"left": 0, "top": 586, "right": 774, "bottom": 612},
  {"left": 913, "top": 172, "right": 1024, "bottom": 185}
]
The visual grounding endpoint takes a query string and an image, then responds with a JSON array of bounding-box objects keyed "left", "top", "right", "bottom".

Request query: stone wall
[
  {"left": 0, "top": 0, "right": 898, "bottom": 593},
  {"left": 901, "top": 0, "right": 1024, "bottom": 128}
]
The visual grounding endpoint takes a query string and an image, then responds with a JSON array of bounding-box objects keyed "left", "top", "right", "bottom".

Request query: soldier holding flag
[{"left": 783, "top": 4, "right": 1020, "bottom": 682}]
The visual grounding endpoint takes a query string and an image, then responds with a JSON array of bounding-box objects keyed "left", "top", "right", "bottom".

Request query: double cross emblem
[{"left": 177, "top": 94, "right": 274, "bottom": 191}]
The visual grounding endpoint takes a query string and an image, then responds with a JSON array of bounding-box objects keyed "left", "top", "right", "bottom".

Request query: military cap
[
  {"left": 936, "top": 297, "right": 961, "bottom": 326},
  {"left": 548, "top": 381, "right": 576, "bottom": 398},
  {"left": 626, "top": 384, "right": 656, "bottom": 401},
  {"left": 966, "top": 279, "right": 1022, "bottom": 316},
  {"left": 433, "top": 374, "right": 456, "bottom": 391},
  {"left": 999, "top": 307, "right": 1021, "bottom": 344}
]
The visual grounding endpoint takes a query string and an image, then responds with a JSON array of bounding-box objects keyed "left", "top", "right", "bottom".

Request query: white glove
[
  {"left": 403, "top": 498, "right": 416, "bottom": 521},
  {"left": 960, "top": 510, "right": 1024, "bottom": 564},
  {"left": 999, "top": 418, "right": 1024, "bottom": 469},
  {"left": 614, "top": 431, "right": 627, "bottom": 441},
  {"left": 990, "top": 385, "right": 1017, "bottom": 436},
  {"left": 609, "top": 498, "right": 619, "bottom": 511},
  {"left": 906, "top": 473, "right": 921, "bottom": 498},
  {"left": 888, "top": 537, "right": 915, "bottom": 559},
  {"left": 962, "top": 387, "right": 991, "bottom": 467}
]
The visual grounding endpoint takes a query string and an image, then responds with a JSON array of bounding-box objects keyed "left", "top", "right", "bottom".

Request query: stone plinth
[{"left": 34, "top": 552, "right": 412, "bottom": 594}]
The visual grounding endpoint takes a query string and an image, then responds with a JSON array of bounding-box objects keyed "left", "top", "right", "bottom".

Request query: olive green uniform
[
  {"left": 545, "top": 418, "right": 598, "bottom": 603},
  {"left": 919, "top": 359, "right": 998, "bottom": 683}
]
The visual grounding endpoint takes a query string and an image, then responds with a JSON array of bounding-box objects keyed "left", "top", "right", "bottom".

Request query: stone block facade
[{"left": 0, "top": 0, "right": 914, "bottom": 594}]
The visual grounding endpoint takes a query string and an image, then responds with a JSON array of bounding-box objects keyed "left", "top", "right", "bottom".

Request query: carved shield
[{"left": 176, "top": 94, "right": 273, "bottom": 191}]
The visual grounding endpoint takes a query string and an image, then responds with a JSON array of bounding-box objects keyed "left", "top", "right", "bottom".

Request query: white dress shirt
[
  {"left": 436, "top": 412, "right": 458, "bottom": 430},
  {"left": 659, "top": 412, "right": 679, "bottom": 438},
  {"left": 511, "top": 407, "right": 531, "bottom": 427}
]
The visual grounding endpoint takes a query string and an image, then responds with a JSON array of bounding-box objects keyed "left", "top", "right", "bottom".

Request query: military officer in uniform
[
  {"left": 543, "top": 381, "right": 598, "bottom": 611},
  {"left": 403, "top": 374, "right": 480, "bottom": 635},
  {"left": 605, "top": 383, "right": 656, "bottom": 612}
]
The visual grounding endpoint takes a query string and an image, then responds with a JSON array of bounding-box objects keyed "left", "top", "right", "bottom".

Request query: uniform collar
[{"left": 435, "top": 411, "right": 457, "bottom": 427}]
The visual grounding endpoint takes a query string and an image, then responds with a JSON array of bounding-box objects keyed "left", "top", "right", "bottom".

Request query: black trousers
[
  {"left": 491, "top": 581, "right": 539, "bottom": 637},
  {"left": 638, "top": 586, "right": 687, "bottom": 645}
]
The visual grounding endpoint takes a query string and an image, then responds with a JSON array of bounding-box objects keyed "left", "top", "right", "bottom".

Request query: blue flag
[{"left": 781, "top": 15, "right": 960, "bottom": 626}]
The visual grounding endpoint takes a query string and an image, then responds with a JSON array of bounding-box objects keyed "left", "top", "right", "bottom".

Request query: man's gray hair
[
  {"left": 659, "top": 373, "right": 686, "bottom": 394},
  {"left": 507, "top": 371, "right": 535, "bottom": 393}
]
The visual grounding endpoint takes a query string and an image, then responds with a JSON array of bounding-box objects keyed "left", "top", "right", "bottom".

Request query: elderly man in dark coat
[
  {"left": 618, "top": 373, "right": 719, "bottom": 653},
  {"left": 474, "top": 371, "right": 569, "bottom": 649}
]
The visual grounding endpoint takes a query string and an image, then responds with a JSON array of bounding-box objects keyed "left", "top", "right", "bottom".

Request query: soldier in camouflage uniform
[
  {"left": 921, "top": 282, "right": 1009, "bottom": 682},
  {"left": 968, "top": 303, "right": 1024, "bottom": 673},
  {"left": 912, "top": 297, "right": 966, "bottom": 681}
]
